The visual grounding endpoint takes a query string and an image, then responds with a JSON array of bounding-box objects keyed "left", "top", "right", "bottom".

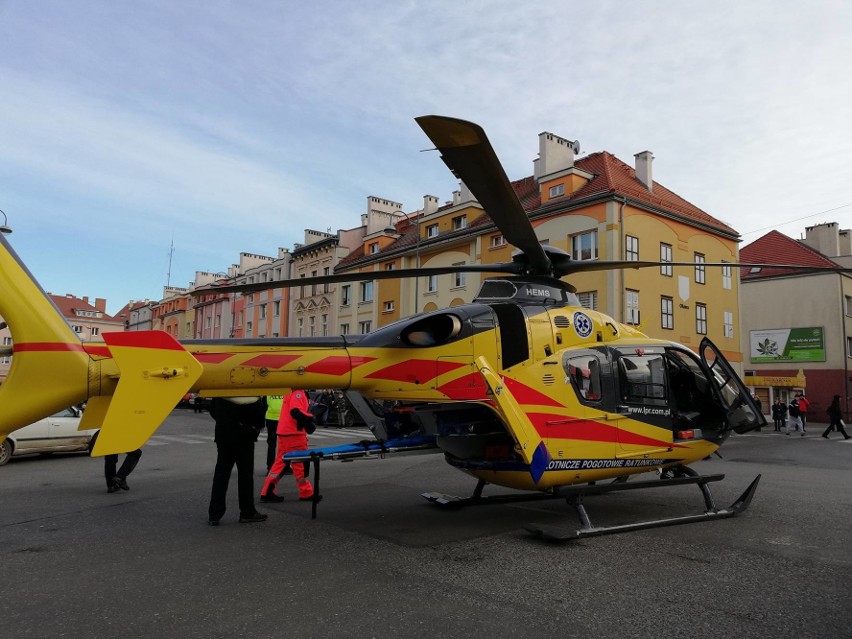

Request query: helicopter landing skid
[{"left": 524, "top": 473, "right": 762, "bottom": 541}]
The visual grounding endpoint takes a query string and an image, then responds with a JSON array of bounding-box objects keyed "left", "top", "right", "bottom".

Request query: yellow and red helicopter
[{"left": 1, "top": 116, "right": 842, "bottom": 539}]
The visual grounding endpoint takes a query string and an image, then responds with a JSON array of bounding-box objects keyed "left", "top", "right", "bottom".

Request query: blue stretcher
[{"left": 281, "top": 435, "right": 438, "bottom": 518}]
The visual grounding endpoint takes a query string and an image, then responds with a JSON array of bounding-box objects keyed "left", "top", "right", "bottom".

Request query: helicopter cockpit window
[
  {"left": 618, "top": 353, "right": 668, "bottom": 406},
  {"left": 564, "top": 354, "right": 603, "bottom": 403}
]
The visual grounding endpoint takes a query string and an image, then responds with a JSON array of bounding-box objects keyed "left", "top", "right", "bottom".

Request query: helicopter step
[{"left": 524, "top": 473, "right": 762, "bottom": 542}]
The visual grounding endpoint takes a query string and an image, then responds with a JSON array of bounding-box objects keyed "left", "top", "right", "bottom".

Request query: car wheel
[
  {"left": 0, "top": 439, "right": 12, "bottom": 466},
  {"left": 343, "top": 412, "right": 356, "bottom": 428},
  {"left": 88, "top": 430, "right": 100, "bottom": 455}
]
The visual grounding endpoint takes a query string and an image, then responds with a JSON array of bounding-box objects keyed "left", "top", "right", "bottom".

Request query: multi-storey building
[
  {"left": 292, "top": 197, "right": 402, "bottom": 337},
  {"left": 740, "top": 223, "right": 852, "bottom": 418},
  {"left": 238, "top": 249, "right": 291, "bottom": 338},
  {"left": 113, "top": 299, "right": 156, "bottom": 331},
  {"left": 336, "top": 131, "right": 742, "bottom": 362},
  {"left": 49, "top": 294, "right": 125, "bottom": 341}
]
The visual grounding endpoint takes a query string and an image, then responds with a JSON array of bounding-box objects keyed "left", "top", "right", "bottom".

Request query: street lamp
[{"left": 0, "top": 209, "right": 12, "bottom": 235}]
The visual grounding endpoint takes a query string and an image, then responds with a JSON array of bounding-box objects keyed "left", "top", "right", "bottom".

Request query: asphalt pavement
[{"left": 1, "top": 411, "right": 850, "bottom": 639}]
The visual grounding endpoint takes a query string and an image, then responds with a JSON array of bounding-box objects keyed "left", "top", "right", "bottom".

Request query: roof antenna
[{"left": 166, "top": 238, "right": 174, "bottom": 287}]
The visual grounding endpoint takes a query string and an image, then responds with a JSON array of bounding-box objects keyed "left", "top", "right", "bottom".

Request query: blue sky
[{"left": 2, "top": 1, "right": 851, "bottom": 315}]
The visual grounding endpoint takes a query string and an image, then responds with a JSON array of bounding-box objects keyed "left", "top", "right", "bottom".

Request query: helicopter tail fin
[
  {"left": 90, "top": 331, "right": 203, "bottom": 455},
  {"left": 0, "top": 235, "right": 91, "bottom": 442}
]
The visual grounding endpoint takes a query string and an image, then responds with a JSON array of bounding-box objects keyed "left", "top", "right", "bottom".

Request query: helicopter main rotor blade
[
  {"left": 193, "top": 262, "right": 524, "bottom": 297},
  {"left": 555, "top": 260, "right": 852, "bottom": 276},
  {"left": 416, "top": 115, "right": 552, "bottom": 276}
]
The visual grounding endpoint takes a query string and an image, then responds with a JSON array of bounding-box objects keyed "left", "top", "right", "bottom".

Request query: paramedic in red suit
[{"left": 260, "top": 390, "right": 316, "bottom": 502}]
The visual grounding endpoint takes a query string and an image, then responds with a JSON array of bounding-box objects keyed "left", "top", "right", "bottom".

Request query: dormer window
[
  {"left": 369, "top": 242, "right": 379, "bottom": 254},
  {"left": 452, "top": 215, "right": 467, "bottom": 230},
  {"left": 426, "top": 224, "right": 439, "bottom": 238},
  {"left": 549, "top": 184, "right": 565, "bottom": 198}
]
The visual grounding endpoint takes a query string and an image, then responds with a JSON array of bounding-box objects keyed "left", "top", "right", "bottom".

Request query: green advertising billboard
[{"left": 749, "top": 327, "right": 825, "bottom": 363}]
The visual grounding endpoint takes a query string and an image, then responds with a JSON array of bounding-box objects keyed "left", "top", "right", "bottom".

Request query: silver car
[{"left": 0, "top": 406, "right": 98, "bottom": 466}]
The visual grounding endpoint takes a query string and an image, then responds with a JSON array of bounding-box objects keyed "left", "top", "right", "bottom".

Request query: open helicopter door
[{"left": 698, "top": 338, "right": 766, "bottom": 434}]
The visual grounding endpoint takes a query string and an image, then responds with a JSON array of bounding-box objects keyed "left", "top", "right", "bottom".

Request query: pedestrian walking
[
  {"left": 797, "top": 392, "right": 810, "bottom": 432},
  {"left": 822, "top": 395, "right": 851, "bottom": 440},
  {"left": 264, "top": 394, "right": 290, "bottom": 475},
  {"left": 104, "top": 448, "right": 142, "bottom": 493},
  {"left": 208, "top": 396, "right": 268, "bottom": 525},
  {"left": 786, "top": 395, "right": 804, "bottom": 436}
]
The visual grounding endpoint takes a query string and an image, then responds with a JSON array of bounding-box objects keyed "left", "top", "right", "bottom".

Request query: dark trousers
[
  {"left": 209, "top": 440, "right": 256, "bottom": 521},
  {"left": 773, "top": 418, "right": 784, "bottom": 431},
  {"left": 104, "top": 449, "right": 142, "bottom": 486},
  {"left": 265, "top": 419, "right": 278, "bottom": 471},
  {"left": 822, "top": 419, "right": 851, "bottom": 439}
]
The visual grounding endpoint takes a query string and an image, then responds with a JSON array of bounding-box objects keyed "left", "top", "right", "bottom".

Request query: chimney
[
  {"left": 536, "top": 132, "right": 576, "bottom": 180},
  {"left": 423, "top": 195, "right": 439, "bottom": 215},
  {"left": 82, "top": 296, "right": 89, "bottom": 305},
  {"left": 95, "top": 298, "right": 107, "bottom": 312},
  {"left": 453, "top": 181, "right": 476, "bottom": 206},
  {"left": 634, "top": 151, "right": 654, "bottom": 191}
]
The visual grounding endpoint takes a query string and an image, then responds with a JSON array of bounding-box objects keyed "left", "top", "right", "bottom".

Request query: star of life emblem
[{"left": 573, "top": 311, "right": 593, "bottom": 338}]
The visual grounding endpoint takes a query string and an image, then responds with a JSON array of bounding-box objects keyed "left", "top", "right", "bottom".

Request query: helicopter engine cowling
[{"left": 400, "top": 313, "right": 463, "bottom": 347}]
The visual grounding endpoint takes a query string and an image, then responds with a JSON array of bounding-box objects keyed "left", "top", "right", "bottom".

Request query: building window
[
  {"left": 274, "top": 301, "right": 280, "bottom": 316},
  {"left": 723, "top": 311, "right": 734, "bottom": 338},
  {"left": 695, "top": 253, "right": 706, "bottom": 284},
  {"left": 296, "top": 318, "right": 302, "bottom": 337},
  {"left": 359, "top": 320, "right": 372, "bottom": 334},
  {"left": 73, "top": 325, "right": 82, "bottom": 333},
  {"left": 309, "top": 316, "right": 316, "bottom": 337},
  {"left": 369, "top": 242, "right": 379, "bottom": 254},
  {"left": 577, "top": 291, "right": 598, "bottom": 310},
  {"left": 549, "top": 183, "right": 565, "bottom": 198},
  {"left": 360, "top": 281, "right": 373, "bottom": 302},
  {"left": 660, "top": 243, "right": 672, "bottom": 277},
  {"left": 321, "top": 314, "right": 328, "bottom": 336},
  {"left": 340, "top": 323, "right": 349, "bottom": 336},
  {"left": 90, "top": 327, "right": 100, "bottom": 337},
  {"left": 259, "top": 304, "right": 267, "bottom": 319},
  {"left": 426, "top": 223, "right": 439, "bottom": 238},
  {"left": 426, "top": 274, "right": 437, "bottom": 292},
  {"left": 383, "top": 301, "right": 394, "bottom": 313},
  {"left": 385, "top": 262, "right": 395, "bottom": 270},
  {"left": 626, "top": 235, "right": 639, "bottom": 261},
  {"left": 2, "top": 337, "right": 11, "bottom": 346},
  {"left": 661, "top": 296, "right": 673, "bottom": 329},
  {"left": 722, "top": 264, "right": 732, "bottom": 290},
  {"left": 625, "top": 289, "right": 640, "bottom": 325},
  {"left": 341, "top": 285, "right": 351, "bottom": 306},
  {"left": 452, "top": 215, "right": 467, "bottom": 230},
  {"left": 491, "top": 235, "right": 506, "bottom": 248},
  {"left": 696, "top": 303, "right": 707, "bottom": 335},
  {"left": 323, "top": 267, "right": 330, "bottom": 293},
  {"left": 205, "top": 317, "right": 211, "bottom": 329},
  {"left": 453, "top": 263, "right": 466, "bottom": 288},
  {"left": 846, "top": 296, "right": 852, "bottom": 317},
  {"left": 247, "top": 321, "right": 253, "bottom": 334},
  {"left": 571, "top": 230, "right": 598, "bottom": 261}
]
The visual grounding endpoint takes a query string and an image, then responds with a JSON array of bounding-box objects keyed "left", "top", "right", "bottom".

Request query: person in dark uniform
[
  {"left": 208, "top": 396, "right": 268, "bottom": 525},
  {"left": 105, "top": 449, "right": 142, "bottom": 493},
  {"left": 822, "top": 395, "right": 851, "bottom": 440},
  {"left": 771, "top": 398, "right": 787, "bottom": 432}
]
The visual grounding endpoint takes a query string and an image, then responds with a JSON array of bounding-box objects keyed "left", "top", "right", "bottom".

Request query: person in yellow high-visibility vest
[{"left": 264, "top": 394, "right": 291, "bottom": 475}]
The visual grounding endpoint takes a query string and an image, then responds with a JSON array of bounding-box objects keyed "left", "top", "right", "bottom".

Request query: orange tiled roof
[
  {"left": 336, "top": 148, "right": 734, "bottom": 272},
  {"left": 49, "top": 294, "right": 122, "bottom": 324},
  {"left": 740, "top": 230, "right": 839, "bottom": 279}
]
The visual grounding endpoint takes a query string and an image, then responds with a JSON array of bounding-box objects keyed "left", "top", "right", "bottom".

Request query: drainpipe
[
  {"left": 841, "top": 274, "right": 849, "bottom": 420},
  {"left": 618, "top": 197, "right": 627, "bottom": 322}
]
